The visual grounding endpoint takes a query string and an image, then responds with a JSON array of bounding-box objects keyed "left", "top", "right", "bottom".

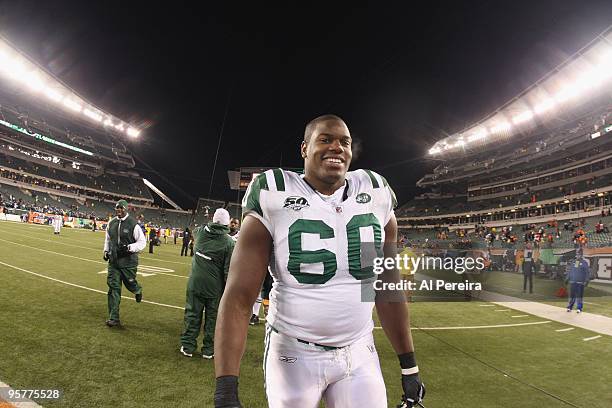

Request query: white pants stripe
[{"left": 263, "top": 327, "right": 387, "bottom": 408}]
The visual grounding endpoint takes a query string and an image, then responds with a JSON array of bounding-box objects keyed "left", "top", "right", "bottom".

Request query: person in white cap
[{"left": 180, "top": 208, "right": 235, "bottom": 359}]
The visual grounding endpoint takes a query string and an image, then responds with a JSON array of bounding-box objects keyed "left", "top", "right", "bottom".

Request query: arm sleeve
[
  {"left": 129, "top": 225, "right": 147, "bottom": 253},
  {"left": 104, "top": 229, "right": 110, "bottom": 252}
]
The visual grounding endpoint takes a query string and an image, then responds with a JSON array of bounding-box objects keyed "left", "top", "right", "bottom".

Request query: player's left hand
[{"left": 399, "top": 373, "right": 425, "bottom": 407}]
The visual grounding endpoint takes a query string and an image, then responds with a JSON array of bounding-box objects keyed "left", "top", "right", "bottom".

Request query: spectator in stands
[
  {"left": 181, "top": 227, "right": 192, "bottom": 256},
  {"left": 179, "top": 208, "right": 234, "bottom": 359},
  {"left": 522, "top": 244, "right": 535, "bottom": 294},
  {"left": 103, "top": 200, "right": 146, "bottom": 327},
  {"left": 566, "top": 250, "right": 590, "bottom": 313},
  {"left": 514, "top": 249, "right": 524, "bottom": 273}
]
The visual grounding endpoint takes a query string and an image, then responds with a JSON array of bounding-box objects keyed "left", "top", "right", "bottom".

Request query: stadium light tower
[
  {"left": 427, "top": 25, "right": 612, "bottom": 156},
  {"left": 0, "top": 35, "right": 142, "bottom": 138}
]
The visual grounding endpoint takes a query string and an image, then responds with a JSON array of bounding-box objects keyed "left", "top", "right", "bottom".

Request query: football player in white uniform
[{"left": 214, "top": 115, "right": 425, "bottom": 408}]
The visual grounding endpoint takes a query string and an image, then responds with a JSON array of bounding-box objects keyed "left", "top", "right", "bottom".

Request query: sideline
[{"left": 478, "top": 290, "right": 612, "bottom": 337}]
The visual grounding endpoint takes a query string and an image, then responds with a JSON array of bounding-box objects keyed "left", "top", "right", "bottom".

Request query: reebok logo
[{"left": 279, "top": 356, "right": 297, "bottom": 363}]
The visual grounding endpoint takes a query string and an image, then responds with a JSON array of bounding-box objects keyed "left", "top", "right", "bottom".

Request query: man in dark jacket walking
[
  {"left": 180, "top": 208, "right": 234, "bottom": 358},
  {"left": 103, "top": 200, "right": 146, "bottom": 327},
  {"left": 566, "top": 250, "right": 590, "bottom": 313},
  {"left": 181, "top": 227, "right": 192, "bottom": 256}
]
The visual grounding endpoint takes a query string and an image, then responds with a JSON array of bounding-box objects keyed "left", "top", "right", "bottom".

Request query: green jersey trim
[
  {"left": 273, "top": 168, "right": 286, "bottom": 191},
  {"left": 243, "top": 172, "right": 269, "bottom": 217}
]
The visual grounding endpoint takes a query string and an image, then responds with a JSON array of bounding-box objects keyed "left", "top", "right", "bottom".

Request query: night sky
[{"left": 1, "top": 1, "right": 611, "bottom": 209}]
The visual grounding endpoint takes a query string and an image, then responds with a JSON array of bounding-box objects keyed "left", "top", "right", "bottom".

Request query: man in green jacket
[
  {"left": 103, "top": 199, "right": 147, "bottom": 327},
  {"left": 180, "top": 208, "right": 235, "bottom": 359}
]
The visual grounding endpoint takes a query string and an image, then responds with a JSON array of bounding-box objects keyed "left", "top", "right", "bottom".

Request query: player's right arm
[{"left": 214, "top": 214, "right": 272, "bottom": 407}]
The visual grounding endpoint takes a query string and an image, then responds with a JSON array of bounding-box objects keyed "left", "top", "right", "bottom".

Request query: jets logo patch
[
  {"left": 356, "top": 192, "right": 371, "bottom": 204},
  {"left": 283, "top": 196, "right": 309, "bottom": 211}
]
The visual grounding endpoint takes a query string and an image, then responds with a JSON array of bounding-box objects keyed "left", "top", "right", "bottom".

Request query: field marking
[
  {"left": 555, "top": 328, "right": 575, "bottom": 332},
  {"left": 479, "top": 304, "right": 495, "bottom": 307},
  {"left": 0, "top": 237, "right": 187, "bottom": 279},
  {"left": 494, "top": 309, "right": 511, "bottom": 312},
  {"left": 0, "top": 260, "right": 184, "bottom": 310},
  {"left": 511, "top": 315, "right": 529, "bottom": 318},
  {"left": 0, "top": 226, "right": 189, "bottom": 265},
  {"left": 583, "top": 335, "right": 602, "bottom": 342},
  {"left": 374, "top": 321, "right": 551, "bottom": 330}
]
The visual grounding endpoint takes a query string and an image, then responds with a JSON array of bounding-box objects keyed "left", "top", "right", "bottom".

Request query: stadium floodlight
[
  {"left": 25, "top": 71, "right": 45, "bottom": 92},
  {"left": 103, "top": 118, "right": 113, "bottom": 126},
  {"left": 63, "top": 98, "right": 82, "bottom": 112},
  {"left": 126, "top": 127, "right": 140, "bottom": 137},
  {"left": 491, "top": 122, "right": 511, "bottom": 134},
  {"left": 115, "top": 123, "right": 125, "bottom": 131},
  {"left": 533, "top": 98, "right": 556, "bottom": 114},
  {"left": 512, "top": 110, "right": 534, "bottom": 125},
  {"left": 44, "top": 87, "right": 63, "bottom": 102},
  {"left": 467, "top": 128, "right": 487, "bottom": 142},
  {"left": 83, "top": 108, "right": 103, "bottom": 122}
]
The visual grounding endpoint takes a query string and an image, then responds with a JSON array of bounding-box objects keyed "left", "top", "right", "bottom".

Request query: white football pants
[{"left": 263, "top": 325, "right": 387, "bottom": 408}]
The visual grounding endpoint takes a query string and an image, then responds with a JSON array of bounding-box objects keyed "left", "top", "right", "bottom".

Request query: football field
[{"left": 0, "top": 221, "right": 611, "bottom": 407}]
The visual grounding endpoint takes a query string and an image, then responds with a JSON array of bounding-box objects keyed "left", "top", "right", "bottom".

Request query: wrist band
[
  {"left": 398, "top": 351, "right": 417, "bottom": 369},
  {"left": 401, "top": 366, "right": 419, "bottom": 375}
]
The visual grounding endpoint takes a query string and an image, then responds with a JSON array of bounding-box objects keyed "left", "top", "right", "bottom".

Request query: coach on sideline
[{"left": 103, "top": 199, "right": 146, "bottom": 327}]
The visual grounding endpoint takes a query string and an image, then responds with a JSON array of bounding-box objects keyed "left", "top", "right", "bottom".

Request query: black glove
[
  {"left": 116, "top": 244, "right": 130, "bottom": 258},
  {"left": 214, "top": 376, "right": 242, "bottom": 408},
  {"left": 103, "top": 251, "right": 110, "bottom": 261},
  {"left": 398, "top": 352, "right": 425, "bottom": 408}
]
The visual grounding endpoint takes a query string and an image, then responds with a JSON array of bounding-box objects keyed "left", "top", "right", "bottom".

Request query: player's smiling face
[{"left": 302, "top": 119, "right": 352, "bottom": 194}]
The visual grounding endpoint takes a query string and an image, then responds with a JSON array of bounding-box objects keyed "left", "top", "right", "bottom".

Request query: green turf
[{"left": 1, "top": 221, "right": 611, "bottom": 407}]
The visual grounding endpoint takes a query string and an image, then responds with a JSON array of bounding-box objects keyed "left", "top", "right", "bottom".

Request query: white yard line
[
  {"left": 0, "top": 237, "right": 187, "bottom": 278},
  {"left": 0, "top": 225, "right": 189, "bottom": 265},
  {"left": 374, "top": 321, "right": 552, "bottom": 330},
  {"left": 555, "top": 328, "right": 575, "bottom": 332},
  {"left": 0, "top": 260, "right": 184, "bottom": 310},
  {"left": 583, "top": 335, "right": 602, "bottom": 342},
  {"left": 511, "top": 315, "right": 529, "bottom": 318}
]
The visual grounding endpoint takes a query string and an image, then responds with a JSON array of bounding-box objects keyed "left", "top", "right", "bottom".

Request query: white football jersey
[{"left": 243, "top": 168, "right": 397, "bottom": 347}]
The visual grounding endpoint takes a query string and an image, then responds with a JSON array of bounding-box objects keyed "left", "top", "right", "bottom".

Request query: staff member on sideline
[
  {"left": 103, "top": 199, "right": 146, "bottom": 327},
  {"left": 180, "top": 208, "right": 235, "bottom": 359},
  {"left": 566, "top": 249, "right": 590, "bottom": 313}
]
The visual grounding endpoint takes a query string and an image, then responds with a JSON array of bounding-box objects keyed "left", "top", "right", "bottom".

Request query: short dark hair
[{"left": 303, "top": 114, "right": 346, "bottom": 143}]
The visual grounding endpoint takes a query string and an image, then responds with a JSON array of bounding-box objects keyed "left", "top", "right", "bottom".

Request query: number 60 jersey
[{"left": 243, "top": 168, "right": 397, "bottom": 347}]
